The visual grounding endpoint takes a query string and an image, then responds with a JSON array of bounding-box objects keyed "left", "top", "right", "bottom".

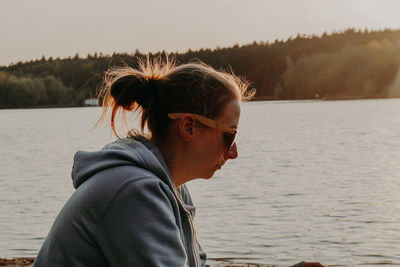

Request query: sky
[{"left": 1, "top": 0, "right": 400, "bottom": 66}]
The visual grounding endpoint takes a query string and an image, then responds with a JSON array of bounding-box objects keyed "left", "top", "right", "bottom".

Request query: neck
[{"left": 152, "top": 138, "right": 190, "bottom": 188}]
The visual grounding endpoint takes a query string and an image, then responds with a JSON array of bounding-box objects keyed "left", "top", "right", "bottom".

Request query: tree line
[{"left": 1, "top": 28, "right": 400, "bottom": 109}]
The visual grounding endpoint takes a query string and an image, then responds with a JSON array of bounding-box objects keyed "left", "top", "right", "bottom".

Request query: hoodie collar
[{"left": 71, "top": 135, "right": 175, "bottom": 191}]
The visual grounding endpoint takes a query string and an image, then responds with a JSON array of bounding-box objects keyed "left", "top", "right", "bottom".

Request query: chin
[
  {"left": 194, "top": 167, "right": 218, "bottom": 180},
  {"left": 205, "top": 170, "right": 217, "bottom": 179},
  {"left": 197, "top": 172, "right": 214, "bottom": 180}
]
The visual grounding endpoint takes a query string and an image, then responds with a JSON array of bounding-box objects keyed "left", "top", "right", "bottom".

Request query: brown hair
[{"left": 97, "top": 57, "right": 254, "bottom": 141}]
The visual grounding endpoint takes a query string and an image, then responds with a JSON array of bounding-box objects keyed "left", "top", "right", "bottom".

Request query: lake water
[{"left": 1, "top": 99, "right": 400, "bottom": 266}]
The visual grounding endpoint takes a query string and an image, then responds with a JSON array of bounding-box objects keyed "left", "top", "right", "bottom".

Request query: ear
[{"left": 178, "top": 114, "right": 196, "bottom": 143}]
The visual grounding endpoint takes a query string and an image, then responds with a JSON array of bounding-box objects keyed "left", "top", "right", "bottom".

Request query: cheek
[
  {"left": 208, "top": 131, "right": 226, "bottom": 153},
  {"left": 196, "top": 133, "right": 223, "bottom": 160}
]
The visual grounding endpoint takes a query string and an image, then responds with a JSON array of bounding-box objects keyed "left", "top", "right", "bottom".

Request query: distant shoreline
[
  {"left": 1, "top": 96, "right": 399, "bottom": 110},
  {"left": 0, "top": 257, "right": 274, "bottom": 267},
  {"left": 2, "top": 29, "right": 400, "bottom": 109}
]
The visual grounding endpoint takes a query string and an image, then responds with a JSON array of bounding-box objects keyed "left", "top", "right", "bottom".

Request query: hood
[{"left": 71, "top": 135, "right": 174, "bottom": 190}]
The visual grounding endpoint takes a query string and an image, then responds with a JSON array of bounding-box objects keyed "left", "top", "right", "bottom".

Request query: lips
[{"left": 216, "top": 162, "right": 225, "bottom": 170}]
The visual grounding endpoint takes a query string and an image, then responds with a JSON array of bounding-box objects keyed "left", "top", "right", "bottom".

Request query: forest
[{"left": 1, "top": 28, "right": 400, "bottom": 109}]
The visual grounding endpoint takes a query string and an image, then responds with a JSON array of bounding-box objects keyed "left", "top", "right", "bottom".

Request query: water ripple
[{"left": 2, "top": 101, "right": 400, "bottom": 266}]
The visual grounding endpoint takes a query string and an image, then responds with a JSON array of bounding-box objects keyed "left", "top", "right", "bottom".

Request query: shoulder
[
  {"left": 72, "top": 165, "right": 178, "bottom": 225},
  {"left": 98, "top": 175, "right": 181, "bottom": 230},
  {"left": 82, "top": 166, "right": 177, "bottom": 213},
  {"left": 112, "top": 175, "right": 176, "bottom": 203},
  {"left": 81, "top": 164, "right": 171, "bottom": 199}
]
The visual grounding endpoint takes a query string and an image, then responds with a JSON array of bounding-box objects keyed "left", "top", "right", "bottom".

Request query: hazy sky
[{"left": 1, "top": 0, "right": 400, "bottom": 66}]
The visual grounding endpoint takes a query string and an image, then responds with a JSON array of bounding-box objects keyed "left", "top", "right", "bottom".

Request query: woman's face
[{"left": 191, "top": 99, "right": 241, "bottom": 179}]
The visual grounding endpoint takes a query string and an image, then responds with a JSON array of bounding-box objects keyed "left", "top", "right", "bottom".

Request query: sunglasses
[{"left": 168, "top": 113, "right": 237, "bottom": 150}]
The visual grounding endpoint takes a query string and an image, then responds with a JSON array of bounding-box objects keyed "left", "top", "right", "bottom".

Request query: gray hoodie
[{"left": 34, "top": 136, "right": 207, "bottom": 267}]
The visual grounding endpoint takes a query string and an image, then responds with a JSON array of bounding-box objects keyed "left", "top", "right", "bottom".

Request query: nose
[{"left": 224, "top": 142, "right": 238, "bottom": 160}]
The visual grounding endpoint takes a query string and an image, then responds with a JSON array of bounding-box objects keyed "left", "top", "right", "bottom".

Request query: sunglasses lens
[{"left": 223, "top": 132, "right": 236, "bottom": 149}]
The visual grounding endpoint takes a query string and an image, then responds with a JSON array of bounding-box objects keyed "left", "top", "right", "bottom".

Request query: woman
[{"left": 34, "top": 58, "right": 324, "bottom": 267}]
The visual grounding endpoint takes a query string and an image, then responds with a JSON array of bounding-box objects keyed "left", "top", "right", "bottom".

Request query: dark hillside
[{"left": 1, "top": 28, "right": 400, "bottom": 108}]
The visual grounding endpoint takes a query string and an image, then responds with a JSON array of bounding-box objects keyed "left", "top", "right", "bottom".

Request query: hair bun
[{"left": 110, "top": 75, "right": 157, "bottom": 110}]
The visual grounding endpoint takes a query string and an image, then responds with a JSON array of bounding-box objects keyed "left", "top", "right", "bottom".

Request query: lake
[{"left": 1, "top": 99, "right": 399, "bottom": 266}]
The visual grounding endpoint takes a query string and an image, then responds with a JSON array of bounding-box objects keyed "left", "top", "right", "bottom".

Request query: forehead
[{"left": 217, "top": 99, "right": 241, "bottom": 127}]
